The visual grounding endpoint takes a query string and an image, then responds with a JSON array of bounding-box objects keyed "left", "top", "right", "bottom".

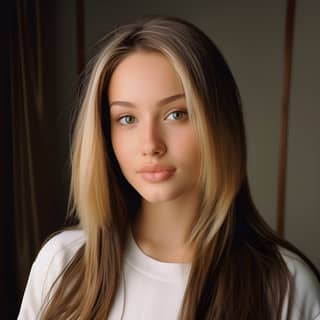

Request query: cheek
[
  {"left": 170, "top": 129, "right": 200, "bottom": 167},
  {"left": 111, "top": 131, "right": 130, "bottom": 169}
]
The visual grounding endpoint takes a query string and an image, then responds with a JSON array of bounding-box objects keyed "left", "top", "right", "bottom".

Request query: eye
[
  {"left": 118, "top": 115, "right": 136, "bottom": 125},
  {"left": 166, "top": 110, "right": 188, "bottom": 121}
]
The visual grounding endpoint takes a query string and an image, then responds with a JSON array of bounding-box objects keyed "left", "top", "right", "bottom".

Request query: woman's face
[{"left": 108, "top": 51, "right": 200, "bottom": 203}]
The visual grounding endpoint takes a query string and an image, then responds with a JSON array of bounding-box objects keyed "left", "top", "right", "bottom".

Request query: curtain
[{"left": 1, "top": 1, "right": 67, "bottom": 317}]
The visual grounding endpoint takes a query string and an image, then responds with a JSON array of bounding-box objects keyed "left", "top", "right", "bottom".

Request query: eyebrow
[{"left": 109, "top": 93, "right": 185, "bottom": 108}]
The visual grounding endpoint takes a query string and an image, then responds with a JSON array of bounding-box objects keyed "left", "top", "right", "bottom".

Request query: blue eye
[
  {"left": 118, "top": 115, "right": 136, "bottom": 125},
  {"left": 166, "top": 110, "right": 188, "bottom": 121}
]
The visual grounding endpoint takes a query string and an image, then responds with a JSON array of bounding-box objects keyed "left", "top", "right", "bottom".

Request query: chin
[{"left": 138, "top": 189, "right": 185, "bottom": 204}]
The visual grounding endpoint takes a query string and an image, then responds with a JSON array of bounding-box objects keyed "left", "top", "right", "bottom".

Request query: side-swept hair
[{"left": 42, "top": 15, "right": 319, "bottom": 319}]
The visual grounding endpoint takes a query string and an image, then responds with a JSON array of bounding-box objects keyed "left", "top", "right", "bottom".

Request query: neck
[{"left": 132, "top": 192, "right": 200, "bottom": 263}]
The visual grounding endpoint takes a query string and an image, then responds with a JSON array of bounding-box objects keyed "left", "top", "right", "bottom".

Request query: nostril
[
  {"left": 140, "top": 126, "right": 166, "bottom": 156},
  {"left": 142, "top": 143, "right": 167, "bottom": 157}
]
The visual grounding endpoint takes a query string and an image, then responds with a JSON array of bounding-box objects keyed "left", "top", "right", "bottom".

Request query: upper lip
[{"left": 137, "top": 164, "right": 176, "bottom": 173}]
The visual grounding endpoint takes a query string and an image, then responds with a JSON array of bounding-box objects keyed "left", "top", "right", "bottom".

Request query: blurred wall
[{"left": 284, "top": 0, "right": 320, "bottom": 267}]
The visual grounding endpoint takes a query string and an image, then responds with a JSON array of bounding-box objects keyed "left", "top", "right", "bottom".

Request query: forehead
[{"left": 107, "top": 51, "right": 184, "bottom": 104}]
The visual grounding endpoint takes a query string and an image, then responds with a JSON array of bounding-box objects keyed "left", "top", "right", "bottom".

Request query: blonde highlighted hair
[{"left": 42, "top": 15, "right": 319, "bottom": 319}]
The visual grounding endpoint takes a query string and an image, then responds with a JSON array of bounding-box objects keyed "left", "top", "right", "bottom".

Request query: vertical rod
[
  {"left": 277, "top": 0, "right": 296, "bottom": 236},
  {"left": 76, "top": 0, "right": 85, "bottom": 76}
]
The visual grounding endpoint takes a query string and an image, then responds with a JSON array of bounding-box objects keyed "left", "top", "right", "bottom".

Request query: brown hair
[{"left": 41, "top": 15, "right": 319, "bottom": 319}]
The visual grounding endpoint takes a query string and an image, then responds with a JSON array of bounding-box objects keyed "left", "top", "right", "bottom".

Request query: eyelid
[
  {"left": 165, "top": 109, "right": 188, "bottom": 120},
  {"left": 117, "top": 114, "right": 137, "bottom": 125},
  {"left": 113, "top": 108, "right": 188, "bottom": 125}
]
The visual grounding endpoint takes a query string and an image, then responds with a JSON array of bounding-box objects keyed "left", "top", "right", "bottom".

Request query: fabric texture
[{"left": 18, "top": 230, "right": 320, "bottom": 320}]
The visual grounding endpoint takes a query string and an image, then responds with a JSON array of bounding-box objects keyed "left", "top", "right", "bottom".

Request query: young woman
[{"left": 18, "top": 15, "right": 320, "bottom": 320}]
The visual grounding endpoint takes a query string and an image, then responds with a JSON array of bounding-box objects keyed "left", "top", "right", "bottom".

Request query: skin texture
[{"left": 108, "top": 51, "right": 201, "bottom": 262}]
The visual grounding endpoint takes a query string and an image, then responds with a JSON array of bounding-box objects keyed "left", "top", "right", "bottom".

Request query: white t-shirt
[{"left": 18, "top": 230, "right": 320, "bottom": 320}]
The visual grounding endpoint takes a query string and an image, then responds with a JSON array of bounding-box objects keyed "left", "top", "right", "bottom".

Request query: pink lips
[{"left": 137, "top": 165, "right": 176, "bottom": 182}]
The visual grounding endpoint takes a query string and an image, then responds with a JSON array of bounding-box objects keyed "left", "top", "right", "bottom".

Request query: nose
[{"left": 141, "top": 122, "right": 167, "bottom": 157}]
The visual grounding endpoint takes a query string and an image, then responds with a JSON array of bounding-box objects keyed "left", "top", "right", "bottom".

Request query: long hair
[{"left": 41, "top": 15, "right": 319, "bottom": 319}]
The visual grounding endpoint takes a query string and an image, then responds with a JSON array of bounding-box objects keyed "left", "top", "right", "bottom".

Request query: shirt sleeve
[
  {"left": 281, "top": 248, "right": 320, "bottom": 320},
  {"left": 17, "top": 230, "right": 85, "bottom": 320}
]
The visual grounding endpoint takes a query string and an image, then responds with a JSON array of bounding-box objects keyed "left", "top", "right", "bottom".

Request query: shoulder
[
  {"left": 36, "top": 229, "right": 86, "bottom": 269},
  {"left": 279, "top": 247, "right": 320, "bottom": 320},
  {"left": 32, "top": 228, "right": 86, "bottom": 295},
  {"left": 18, "top": 229, "right": 86, "bottom": 319}
]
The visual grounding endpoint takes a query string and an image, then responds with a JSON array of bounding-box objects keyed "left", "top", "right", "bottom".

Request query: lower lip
[{"left": 140, "top": 170, "right": 175, "bottom": 182}]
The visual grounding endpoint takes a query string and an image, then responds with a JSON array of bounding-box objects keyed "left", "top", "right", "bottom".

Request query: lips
[{"left": 137, "top": 165, "right": 176, "bottom": 182}]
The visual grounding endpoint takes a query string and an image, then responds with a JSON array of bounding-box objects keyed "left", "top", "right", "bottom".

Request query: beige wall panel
[{"left": 285, "top": 0, "right": 320, "bottom": 268}]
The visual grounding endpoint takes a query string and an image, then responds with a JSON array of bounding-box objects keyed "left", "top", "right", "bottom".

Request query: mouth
[{"left": 137, "top": 166, "right": 176, "bottom": 182}]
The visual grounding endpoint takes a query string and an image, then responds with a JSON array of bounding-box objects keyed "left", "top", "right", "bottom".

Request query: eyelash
[
  {"left": 166, "top": 110, "right": 188, "bottom": 121},
  {"left": 118, "top": 115, "right": 136, "bottom": 125},
  {"left": 117, "top": 110, "right": 188, "bottom": 125}
]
